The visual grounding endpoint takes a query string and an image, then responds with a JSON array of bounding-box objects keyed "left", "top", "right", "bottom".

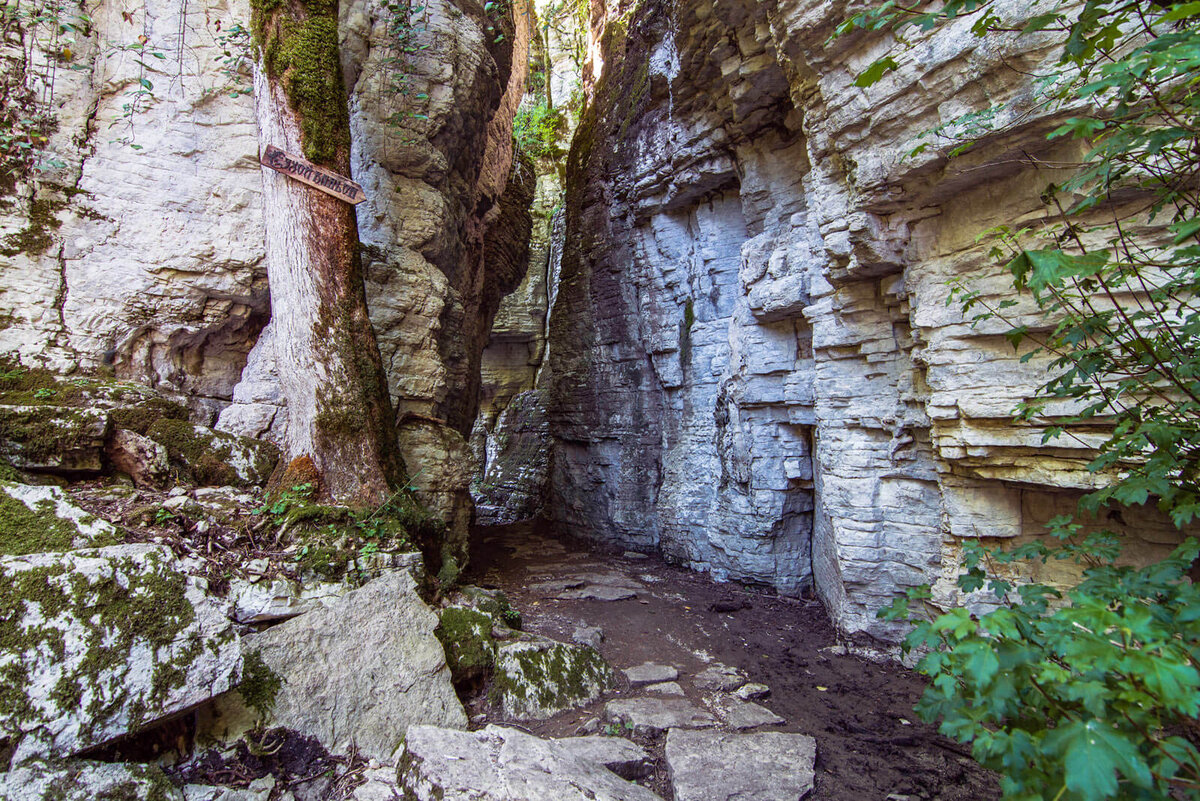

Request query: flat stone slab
[
  {"left": 558, "top": 585, "right": 637, "bottom": 601},
  {"left": 708, "top": 697, "right": 786, "bottom": 730},
  {"left": 645, "top": 681, "right": 685, "bottom": 696},
  {"left": 555, "top": 735, "right": 654, "bottom": 779},
  {"left": 604, "top": 697, "right": 718, "bottom": 736},
  {"left": 665, "top": 729, "right": 816, "bottom": 801},
  {"left": 398, "top": 724, "right": 662, "bottom": 800},
  {"left": 694, "top": 663, "right": 746, "bottom": 692},
  {"left": 623, "top": 662, "right": 679, "bottom": 687}
]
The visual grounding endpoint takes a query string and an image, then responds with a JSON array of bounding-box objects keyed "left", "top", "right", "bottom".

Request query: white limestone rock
[
  {"left": 397, "top": 724, "right": 663, "bottom": 801},
  {"left": 603, "top": 697, "right": 719, "bottom": 736},
  {"left": 0, "top": 760, "right": 183, "bottom": 801},
  {"left": 664, "top": 728, "right": 816, "bottom": 801},
  {"left": 0, "top": 544, "right": 241, "bottom": 762},
  {"left": 243, "top": 569, "right": 466, "bottom": 760},
  {"left": 0, "top": 481, "right": 120, "bottom": 554}
]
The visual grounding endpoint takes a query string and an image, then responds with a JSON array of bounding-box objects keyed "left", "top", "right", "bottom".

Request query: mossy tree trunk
[{"left": 250, "top": 0, "right": 403, "bottom": 506}]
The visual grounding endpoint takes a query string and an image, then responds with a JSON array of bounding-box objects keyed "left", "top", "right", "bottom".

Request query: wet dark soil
[{"left": 465, "top": 520, "right": 1001, "bottom": 801}]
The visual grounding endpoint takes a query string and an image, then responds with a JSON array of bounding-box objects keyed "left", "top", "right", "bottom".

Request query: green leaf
[
  {"left": 1162, "top": 1, "right": 1200, "bottom": 21},
  {"left": 1046, "top": 719, "right": 1153, "bottom": 797},
  {"left": 854, "top": 57, "right": 898, "bottom": 88}
]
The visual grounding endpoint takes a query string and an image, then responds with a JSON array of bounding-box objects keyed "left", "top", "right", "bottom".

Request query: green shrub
[
  {"left": 841, "top": 0, "right": 1200, "bottom": 797},
  {"left": 513, "top": 102, "right": 566, "bottom": 159}
]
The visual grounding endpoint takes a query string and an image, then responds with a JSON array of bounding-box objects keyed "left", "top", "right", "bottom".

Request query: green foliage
[
  {"left": 513, "top": 102, "right": 566, "bottom": 159},
  {"left": 840, "top": 0, "right": 1200, "bottom": 797}
]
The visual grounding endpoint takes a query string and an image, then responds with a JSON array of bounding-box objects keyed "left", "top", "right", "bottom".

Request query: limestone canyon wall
[
  {"left": 0, "top": 0, "right": 531, "bottom": 552},
  {"left": 544, "top": 0, "right": 1187, "bottom": 637}
]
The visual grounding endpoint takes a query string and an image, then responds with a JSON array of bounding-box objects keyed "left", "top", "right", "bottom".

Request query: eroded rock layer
[{"left": 545, "top": 0, "right": 1188, "bottom": 635}]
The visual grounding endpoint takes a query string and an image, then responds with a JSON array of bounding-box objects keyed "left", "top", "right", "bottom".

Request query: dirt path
[{"left": 464, "top": 521, "right": 1000, "bottom": 801}]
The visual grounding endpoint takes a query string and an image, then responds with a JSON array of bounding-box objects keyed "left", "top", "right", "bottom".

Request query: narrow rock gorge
[{"left": 1, "top": 0, "right": 1196, "bottom": 795}]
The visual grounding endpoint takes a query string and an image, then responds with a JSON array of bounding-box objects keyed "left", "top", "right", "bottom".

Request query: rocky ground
[
  {"left": 0, "top": 369, "right": 1000, "bottom": 800},
  {"left": 463, "top": 522, "right": 1001, "bottom": 801}
]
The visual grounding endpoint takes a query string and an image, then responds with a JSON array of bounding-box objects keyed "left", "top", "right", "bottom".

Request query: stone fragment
[
  {"left": 694, "top": 663, "right": 746, "bottom": 692},
  {"left": 106, "top": 427, "right": 171, "bottom": 487},
  {"left": 397, "top": 724, "right": 663, "bottom": 801},
  {"left": 707, "top": 696, "right": 786, "bottom": 730},
  {"left": 644, "top": 681, "right": 685, "bottom": 696},
  {"left": 665, "top": 729, "right": 817, "bottom": 801},
  {"left": 0, "top": 481, "right": 120, "bottom": 555},
  {"left": 735, "top": 682, "right": 771, "bottom": 700},
  {"left": 623, "top": 661, "right": 679, "bottom": 687},
  {"left": 244, "top": 569, "right": 466, "bottom": 760},
  {"left": 604, "top": 697, "right": 718, "bottom": 736},
  {"left": 494, "top": 637, "right": 615, "bottom": 720},
  {"left": 0, "top": 761, "right": 183, "bottom": 800},
  {"left": 572, "top": 624, "right": 604, "bottom": 649},
  {"left": 0, "top": 544, "right": 241, "bottom": 762},
  {"left": 622, "top": 551, "right": 648, "bottom": 559},
  {"left": 558, "top": 585, "right": 637, "bottom": 601},
  {"left": 555, "top": 735, "right": 654, "bottom": 779}
]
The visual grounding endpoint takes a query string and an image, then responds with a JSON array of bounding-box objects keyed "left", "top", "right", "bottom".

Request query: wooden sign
[{"left": 260, "top": 145, "right": 366, "bottom": 205}]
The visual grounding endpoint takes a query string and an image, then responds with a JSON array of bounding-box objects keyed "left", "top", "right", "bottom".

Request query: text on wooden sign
[{"left": 260, "top": 145, "right": 366, "bottom": 205}]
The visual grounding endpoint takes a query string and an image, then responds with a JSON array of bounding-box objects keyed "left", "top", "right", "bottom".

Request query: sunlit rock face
[{"left": 544, "top": 0, "right": 1187, "bottom": 637}]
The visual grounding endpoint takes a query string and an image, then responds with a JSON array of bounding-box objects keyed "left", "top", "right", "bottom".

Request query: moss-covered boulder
[
  {"left": 0, "top": 405, "right": 109, "bottom": 474},
  {"left": 144, "top": 420, "right": 278, "bottom": 487},
  {"left": 0, "top": 482, "right": 120, "bottom": 555},
  {"left": 0, "top": 544, "right": 242, "bottom": 762},
  {"left": 435, "top": 588, "right": 615, "bottom": 721},
  {"left": 0, "top": 760, "right": 182, "bottom": 800},
  {"left": 492, "top": 638, "right": 615, "bottom": 721}
]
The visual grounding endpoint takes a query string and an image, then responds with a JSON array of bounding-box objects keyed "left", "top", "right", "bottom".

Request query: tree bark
[{"left": 251, "top": 0, "right": 402, "bottom": 506}]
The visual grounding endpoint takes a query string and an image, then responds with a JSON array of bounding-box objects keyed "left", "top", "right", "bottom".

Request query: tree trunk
[{"left": 251, "top": 0, "right": 402, "bottom": 506}]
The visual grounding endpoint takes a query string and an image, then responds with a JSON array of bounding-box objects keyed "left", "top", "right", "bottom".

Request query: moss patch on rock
[
  {"left": 144, "top": 420, "right": 278, "bottom": 487},
  {"left": 236, "top": 649, "right": 281, "bottom": 717},
  {"left": 0, "top": 485, "right": 90, "bottom": 556},
  {"left": 491, "top": 640, "right": 615, "bottom": 721},
  {"left": 435, "top": 607, "right": 497, "bottom": 685}
]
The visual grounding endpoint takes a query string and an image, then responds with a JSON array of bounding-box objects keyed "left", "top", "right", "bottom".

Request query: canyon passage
[{"left": 0, "top": 0, "right": 1198, "bottom": 797}]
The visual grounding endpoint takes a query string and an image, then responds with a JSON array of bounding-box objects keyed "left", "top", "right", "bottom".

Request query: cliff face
[
  {"left": 545, "top": 0, "right": 1186, "bottom": 636},
  {"left": 1, "top": 0, "right": 531, "bottom": 552}
]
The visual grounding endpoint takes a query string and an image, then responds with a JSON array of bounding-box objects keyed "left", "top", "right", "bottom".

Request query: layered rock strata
[{"left": 544, "top": 0, "right": 1190, "bottom": 636}]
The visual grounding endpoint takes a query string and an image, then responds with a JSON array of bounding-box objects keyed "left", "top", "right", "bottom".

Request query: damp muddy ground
[{"left": 464, "top": 521, "right": 1000, "bottom": 801}]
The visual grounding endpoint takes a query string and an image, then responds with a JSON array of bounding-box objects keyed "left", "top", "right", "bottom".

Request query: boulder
[
  {"left": 242, "top": 569, "right": 465, "bottom": 760},
  {"left": 144, "top": 420, "right": 277, "bottom": 487},
  {"left": 493, "top": 637, "right": 615, "bottom": 720},
  {"left": 664, "top": 729, "right": 817, "bottom": 801},
  {"left": 106, "top": 428, "right": 171, "bottom": 488},
  {"left": 0, "top": 481, "right": 120, "bottom": 555},
  {"left": 397, "top": 724, "right": 663, "bottom": 801},
  {"left": 0, "top": 544, "right": 241, "bottom": 762},
  {"left": 0, "top": 760, "right": 183, "bottom": 801}
]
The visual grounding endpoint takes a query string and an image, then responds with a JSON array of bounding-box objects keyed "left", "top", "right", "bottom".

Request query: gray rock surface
[
  {"left": 644, "top": 681, "right": 685, "bottom": 696},
  {"left": 494, "top": 637, "right": 615, "bottom": 720},
  {"left": 0, "top": 761, "right": 183, "bottom": 801},
  {"left": 623, "top": 662, "right": 680, "bottom": 687},
  {"left": 397, "top": 724, "right": 663, "bottom": 801},
  {"left": 665, "top": 729, "right": 817, "bottom": 801},
  {"left": 0, "top": 544, "right": 241, "bottom": 761},
  {"left": 694, "top": 664, "right": 747, "bottom": 693},
  {"left": 707, "top": 696, "right": 786, "bottom": 730},
  {"left": 554, "top": 736, "right": 654, "bottom": 779},
  {"left": 604, "top": 697, "right": 718, "bottom": 736},
  {"left": 245, "top": 569, "right": 466, "bottom": 760}
]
